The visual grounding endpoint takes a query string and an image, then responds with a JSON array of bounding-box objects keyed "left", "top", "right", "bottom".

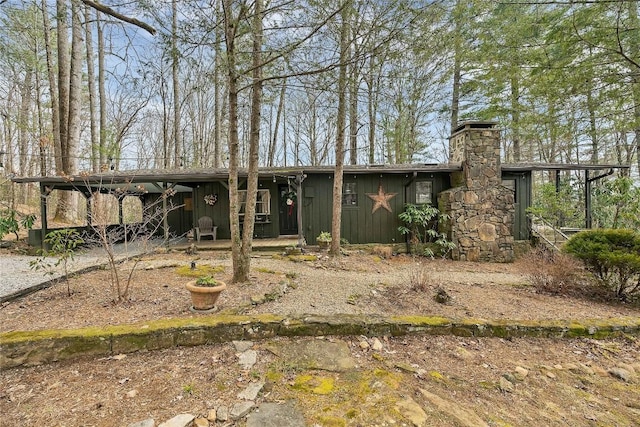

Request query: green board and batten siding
[
  {"left": 302, "top": 172, "right": 450, "bottom": 245},
  {"left": 192, "top": 180, "right": 282, "bottom": 240}
]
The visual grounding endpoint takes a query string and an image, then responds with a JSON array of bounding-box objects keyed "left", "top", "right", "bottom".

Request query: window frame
[
  {"left": 415, "top": 180, "right": 433, "bottom": 205},
  {"left": 342, "top": 181, "right": 358, "bottom": 207},
  {"left": 238, "top": 189, "right": 271, "bottom": 221}
]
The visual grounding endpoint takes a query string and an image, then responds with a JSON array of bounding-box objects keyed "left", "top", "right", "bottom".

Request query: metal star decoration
[{"left": 366, "top": 184, "right": 397, "bottom": 213}]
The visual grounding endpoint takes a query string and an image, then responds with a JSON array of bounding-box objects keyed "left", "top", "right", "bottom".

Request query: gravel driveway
[{"left": 0, "top": 240, "right": 158, "bottom": 301}]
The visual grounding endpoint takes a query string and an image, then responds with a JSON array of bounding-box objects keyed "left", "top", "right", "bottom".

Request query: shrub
[
  {"left": 0, "top": 209, "right": 36, "bottom": 240},
  {"left": 408, "top": 263, "right": 433, "bottom": 292},
  {"left": 398, "top": 204, "right": 455, "bottom": 258},
  {"left": 29, "top": 229, "right": 85, "bottom": 296},
  {"left": 564, "top": 229, "right": 640, "bottom": 301},
  {"left": 518, "top": 245, "right": 582, "bottom": 295}
]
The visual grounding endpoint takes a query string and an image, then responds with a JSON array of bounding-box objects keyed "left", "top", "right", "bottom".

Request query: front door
[{"left": 278, "top": 184, "right": 298, "bottom": 235}]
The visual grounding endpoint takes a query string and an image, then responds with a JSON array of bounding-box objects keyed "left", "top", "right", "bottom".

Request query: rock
[
  {"left": 246, "top": 401, "right": 306, "bottom": 427},
  {"left": 233, "top": 340, "right": 254, "bottom": 352},
  {"left": 608, "top": 367, "right": 633, "bottom": 382},
  {"left": 371, "top": 338, "right": 383, "bottom": 351},
  {"left": 207, "top": 409, "right": 216, "bottom": 421},
  {"left": 193, "top": 418, "right": 209, "bottom": 427},
  {"left": 126, "top": 389, "right": 138, "bottom": 398},
  {"left": 216, "top": 406, "right": 229, "bottom": 422},
  {"left": 499, "top": 377, "right": 514, "bottom": 392},
  {"left": 502, "top": 373, "right": 517, "bottom": 384},
  {"left": 230, "top": 401, "right": 255, "bottom": 420},
  {"left": 266, "top": 339, "right": 356, "bottom": 372},
  {"left": 394, "top": 362, "right": 419, "bottom": 374},
  {"left": 238, "top": 350, "right": 258, "bottom": 370},
  {"left": 127, "top": 419, "right": 155, "bottom": 427},
  {"left": 514, "top": 366, "right": 529, "bottom": 380},
  {"left": 565, "top": 363, "right": 579, "bottom": 372},
  {"left": 158, "top": 414, "right": 195, "bottom": 427},
  {"left": 455, "top": 347, "right": 473, "bottom": 360},
  {"left": 591, "top": 364, "right": 608, "bottom": 377},
  {"left": 618, "top": 363, "right": 636, "bottom": 375},
  {"left": 419, "top": 389, "right": 489, "bottom": 427},
  {"left": 395, "top": 397, "right": 428, "bottom": 427},
  {"left": 359, "top": 340, "right": 370, "bottom": 349},
  {"left": 434, "top": 286, "right": 451, "bottom": 304},
  {"left": 546, "top": 371, "right": 556, "bottom": 379},
  {"left": 578, "top": 363, "right": 594, "bottom": 376},
  {"left": 238, "top": 381, "right": 265, "bottom": 401}
]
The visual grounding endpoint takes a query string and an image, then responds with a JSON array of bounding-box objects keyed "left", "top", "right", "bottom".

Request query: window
[
  {"left": 416, "top": 181, "right": 433, "bottom": 204},
  {"left": 342, "top": 182, "right": 358, "bottom": 206},
  {"left": 239, "top": 189, "right": 271, "bottom": 222}
]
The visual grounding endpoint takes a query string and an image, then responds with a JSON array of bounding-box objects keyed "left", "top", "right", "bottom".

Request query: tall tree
[{"left": 330, "top": 0, "right": 350, "bottom": 256}]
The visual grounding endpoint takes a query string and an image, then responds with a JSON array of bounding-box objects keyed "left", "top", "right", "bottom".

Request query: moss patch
[
  {"left": 175, "top": 264, "right": 225, "bottom": 278},
  {"left": 292, "top": 374, "right": 335, "bottom": 395}
]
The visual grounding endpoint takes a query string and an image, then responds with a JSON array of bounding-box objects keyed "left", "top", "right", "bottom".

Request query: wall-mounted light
[{"left": 273, "top": 175, "right": 276, "bottom": 183}]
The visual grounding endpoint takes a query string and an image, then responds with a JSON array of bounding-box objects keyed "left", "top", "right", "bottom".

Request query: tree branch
[{"left": 81, "top": 0, "right": 156, "bottom": 36}]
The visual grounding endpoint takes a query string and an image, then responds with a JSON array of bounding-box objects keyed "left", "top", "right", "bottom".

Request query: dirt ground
[{"left": 1, "top": 248, "right": 640, "bottom": 426}]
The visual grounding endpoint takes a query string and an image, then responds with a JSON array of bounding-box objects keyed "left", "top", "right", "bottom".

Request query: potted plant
[
  {"left": 185, "top": 275, "right": 227, "bottom": 312},
  {"left": 316, "top": 231, "right": 332, "bottom": 250}
]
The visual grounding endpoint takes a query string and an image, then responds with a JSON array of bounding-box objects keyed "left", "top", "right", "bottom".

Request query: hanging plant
[{"left": 204, "top": 194, "right": 218, "bottom": 206}]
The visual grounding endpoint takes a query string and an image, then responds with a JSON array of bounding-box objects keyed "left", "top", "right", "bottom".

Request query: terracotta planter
[
  {"left": 318, "top": 240, "right": 331, "bottom": 250},
  {"left": 185, "top": 280, "right": 227, "bottom": 311}
]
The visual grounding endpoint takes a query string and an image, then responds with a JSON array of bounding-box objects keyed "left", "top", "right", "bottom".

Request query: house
[{"left": 12, "top": 121, "right": 628, "bottom": 261}]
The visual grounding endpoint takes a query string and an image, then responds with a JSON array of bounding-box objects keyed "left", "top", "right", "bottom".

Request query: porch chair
[{"left": 195, "top": 216, "right": 217, "bottom": 242}]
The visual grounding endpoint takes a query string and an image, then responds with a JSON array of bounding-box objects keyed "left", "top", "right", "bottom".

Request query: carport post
[{"left": 39, "top": 182, "right": 49, "bottom": 250}]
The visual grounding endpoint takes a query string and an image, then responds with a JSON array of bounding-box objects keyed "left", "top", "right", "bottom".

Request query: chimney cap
[{"left": 452, "top": 120, "right": 497, "bottom": 134}]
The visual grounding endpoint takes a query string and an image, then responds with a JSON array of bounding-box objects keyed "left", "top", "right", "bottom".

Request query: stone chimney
[{"left": 439, "top": 121, "right": 514, "bottom": 262}]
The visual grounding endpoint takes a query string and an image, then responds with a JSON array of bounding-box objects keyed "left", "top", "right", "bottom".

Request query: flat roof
[{"left": 11, "top": 162, "right": 629, "bottom": 189}]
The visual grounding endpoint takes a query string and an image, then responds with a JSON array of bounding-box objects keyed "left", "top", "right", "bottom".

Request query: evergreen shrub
[{"left": 563, "top": 229, "right": 640, "bottom": 301}]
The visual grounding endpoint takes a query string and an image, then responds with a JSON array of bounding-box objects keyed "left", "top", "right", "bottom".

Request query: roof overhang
[{"left": 10, "top": 162, "right": 630, "bottom": 190}]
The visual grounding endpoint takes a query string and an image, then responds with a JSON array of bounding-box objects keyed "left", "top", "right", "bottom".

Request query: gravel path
[{"left": 0, "top": 241, "right": 155, "bottom": 301}]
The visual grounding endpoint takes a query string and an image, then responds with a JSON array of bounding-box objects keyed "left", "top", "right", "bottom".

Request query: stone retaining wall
[{"left": 3, "top": 314, "right": 640, "bottom": 370}]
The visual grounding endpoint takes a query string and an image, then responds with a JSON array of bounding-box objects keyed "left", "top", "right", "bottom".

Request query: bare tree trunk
[
  {"left": 42, "top": 0, "right": 59, "bottom": 175},
  {"left": 349, "top": 62, "right": 358, "bottom": 165},
  {"left": 67, "top": 0, "right": 82, "bottom": 174},
  {"left": 269, "top": 79, "right": 286, "bottom": 167},
  {"left": 56, "top": 0, "right": 69, "bottom": 175},
  {"left": 235, "top": 0, "right": 264, "bottom": 282},
  {"left": 18, "top": 69, "right": 32, "bottom": 177},
  {"left": 224, "top": 0, "right": 243, "bottom": 282},
  {"left": 172, "top": 0, "right": 182, "bottom": 168},
  {"left": 366, "top": 57, "right": 380, "bottom": 164},
  {"left": 60, "top": 0, "right": 83, "bottom": 221},
  {"left": 330, "top": 1, "right": 350, "bottom": 256},
  {"left": 214, "top": 0, "right": 222, "bottom": 168},
  {"left": 510, "top": 74, "right": 521, "bottom": 162},
  {"left": 586, "top": 81, "right": 598, "bottom": 163},
  {"left": 97, "top": 11, "right": 106, "bottom": 167},
  {"left": 54, "top": 0, "right": 79, "bottom": 223},
  {"left": 85, "top": 5, "right": 99, "bottom": 172},
  {"left": 450, "top": 0, "right": 462, "bottom": 135}
]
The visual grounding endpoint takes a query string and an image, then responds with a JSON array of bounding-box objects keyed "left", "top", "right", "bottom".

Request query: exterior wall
[
  {"left": 163, "top": 192, "right": 193, "bottom": 237},
  {"left": 302, "top": 172, "right": 450, "bottom": 245},
  {"left": 192, "top": 179, "right": 281, "bottom": 239},
  {"left": 502, "top": 171, "right": 531, "bottom": 241},
  {"left": 440, "top": 124, "right": 515, "bottom": 262}
]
